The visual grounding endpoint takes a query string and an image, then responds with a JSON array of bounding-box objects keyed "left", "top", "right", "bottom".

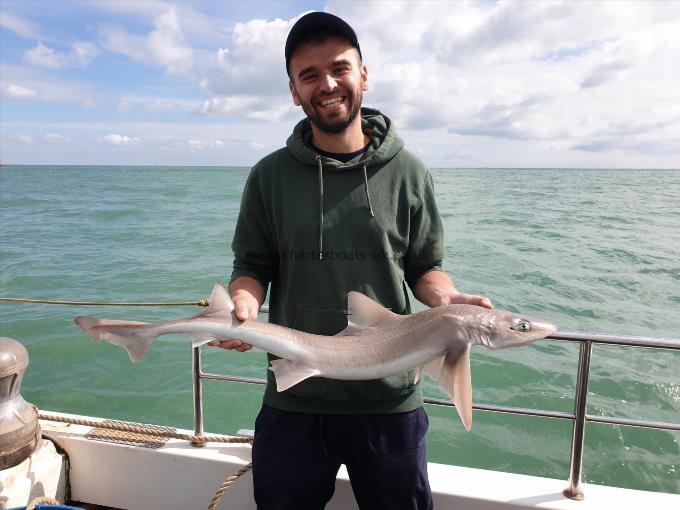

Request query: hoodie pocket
[{"left": 288, "top": 306, "right": 415, "bottom": 402}]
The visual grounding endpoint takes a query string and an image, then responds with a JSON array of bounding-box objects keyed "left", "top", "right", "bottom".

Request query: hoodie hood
[
  {"left": 285, "top": 108, "right": 403, "bottom": 259},
  {"left": 286, "top": 107, "right": 404, "bottom": 169}
]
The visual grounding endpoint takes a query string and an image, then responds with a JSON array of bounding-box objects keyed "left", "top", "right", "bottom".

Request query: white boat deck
[{"left": 12, "top": 412, "right": 674, "bottom": 510}]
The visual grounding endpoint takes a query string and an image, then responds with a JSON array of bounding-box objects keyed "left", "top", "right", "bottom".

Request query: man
[{"left": 210, "top": 12, "right": 492, "bottom": 510}]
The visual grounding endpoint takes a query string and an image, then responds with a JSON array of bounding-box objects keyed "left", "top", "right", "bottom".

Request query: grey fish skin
[{"left": 74, "top": 283, "right": 557, "bottom": 430}]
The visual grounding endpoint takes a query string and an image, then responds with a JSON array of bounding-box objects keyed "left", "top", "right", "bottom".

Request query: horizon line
[{"left": 1, "top": 163, "right": 679, "bottom": 171}]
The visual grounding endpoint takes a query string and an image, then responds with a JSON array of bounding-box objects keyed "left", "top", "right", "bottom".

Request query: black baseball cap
[{"left": 285, "top": 12, "right": 362, "bottom": 75}]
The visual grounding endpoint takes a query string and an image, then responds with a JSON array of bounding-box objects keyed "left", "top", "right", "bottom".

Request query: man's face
[{"left": 288, "top": 36, "right": 368, "bottom": 135}]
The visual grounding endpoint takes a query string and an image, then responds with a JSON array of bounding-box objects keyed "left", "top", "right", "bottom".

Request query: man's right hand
[{"left": 208, "top": 278, "right": 264, "bottom": 352}]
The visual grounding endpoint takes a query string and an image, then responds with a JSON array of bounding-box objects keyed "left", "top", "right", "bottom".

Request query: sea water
[{"left": 1, "top": 165, "right": 678, "bottom": 494}]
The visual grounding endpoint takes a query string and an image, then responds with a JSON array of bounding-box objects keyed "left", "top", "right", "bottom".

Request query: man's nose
[{"left": 321, "top": 74, "right": 337, "bottom": 92}]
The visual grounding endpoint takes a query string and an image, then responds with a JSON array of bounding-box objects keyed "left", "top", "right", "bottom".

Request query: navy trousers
[{"left": 252, "top": 404, "right": 433, "bottom": 510}]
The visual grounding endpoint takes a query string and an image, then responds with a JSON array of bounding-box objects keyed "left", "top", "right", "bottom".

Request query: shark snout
[{"left": 487, "top": 313, "right": 557, "bottom": 349}]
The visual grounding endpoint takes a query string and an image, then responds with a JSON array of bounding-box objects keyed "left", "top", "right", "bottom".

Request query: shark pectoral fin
[
  {"left": 269, "top": 359, "right": 321, "bottom": 392},
  {"left": 429, "top": 347, "right": 473, "bottom": 431},
  {"left": 449, "top": 347, "right": 473, "bottom": 431},
  {"left": 189, "top": 334, "right": 219, "bottom": 348},
  {"left": 415, "top": 356, "right": 441, "bottom": 384},
  {"left": 420, "top": 355, "right": 446, "bottom": 382}
]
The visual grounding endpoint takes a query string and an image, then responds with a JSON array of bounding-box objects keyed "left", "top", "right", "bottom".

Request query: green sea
[{"left": 1, "top": 165, "right": 678, "bottom": 494}]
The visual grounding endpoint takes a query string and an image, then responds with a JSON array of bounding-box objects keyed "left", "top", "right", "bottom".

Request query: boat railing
[{"left": 190, "top": 306, "right": 680, "bottom": 501}]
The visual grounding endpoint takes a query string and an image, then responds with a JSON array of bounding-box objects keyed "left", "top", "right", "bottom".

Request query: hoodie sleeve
[
  {"left": 230, "top": 168, "right": 277, "bottom": 292},
  {"left": 404, "top": 171, "right": 444, "bottom": 289}
]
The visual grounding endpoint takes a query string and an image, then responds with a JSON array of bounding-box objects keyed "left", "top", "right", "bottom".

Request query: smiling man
[
  {"left": 288, "top": 35, "right": 366, "bottom": 143},
  {"left": 210, "top": 11, "right": 492, "bottom": 510}
]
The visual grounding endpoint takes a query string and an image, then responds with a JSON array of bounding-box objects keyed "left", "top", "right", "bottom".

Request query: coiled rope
[
  {"left": 38, "top": 412, "right": 253, "bottom": 509},
  {"left": 0, "top": 297, "right": 210, "bottom": 307}
]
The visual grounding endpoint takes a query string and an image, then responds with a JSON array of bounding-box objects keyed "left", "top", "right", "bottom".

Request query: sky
[{"left": 1, "top": 0, "right": 679, "bottom": 168}]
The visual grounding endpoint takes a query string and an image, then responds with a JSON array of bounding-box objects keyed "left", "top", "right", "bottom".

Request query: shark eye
[{"left": 511, "top": 320, "right": 532, "bottom": 332}]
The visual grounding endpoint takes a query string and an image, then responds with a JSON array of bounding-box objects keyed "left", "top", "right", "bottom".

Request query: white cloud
[
  {"left": 145, "top": 99, "right": 178, "bottom": 113},
  {"left": 0, "top": 10, "right": 43, "bottom": 39},
  {"left": 85, "top": 0, "right": 228, "bottom": 46},
  {"left": 100, "top": 8, "right": 193, "bottom": 75},
  {"left": 186, "top": 138, "right": 224, "bottom": 150},
  {"left": 147, "top": 9, "right": 193, "bottom": 74},
  {"left": 165, "top": 136, "right": 270, "bottom": 154},
  {"left": 198, "top": 94, "right": 295, "bottom": 122},
  {"left": 2, "top": 84, "right": 38, "bottom": 98},
  {"left": 1, "top": 64, "right": 100, "bottom": 104},
  {"left": 26, "top": 42, "right": 60, "bottom": 69},
  {"left": 97, "top": 134, "right": 140, "bottom": 146},
  {"left": 117, "top": 99, "right": 132, "bottom": 113},
  {"left": 45, "top": 133, "right": 71, "bottom": 143},
  {"left": 115, "top": 96, "right": 194, "bottom": 114},
  {"left": 72, "top": 42, "right": 100, "bottom": 67},
  {"left": 24, "top": 41, "right": 98, "bottom": 69},
  {"left": 199, "top": 95, "right": 257, "bottom": 115},
  {"left": 16, "top": 134, "right": 35, "bottom": 144},
  {"left": 205, "top": 16, "right": 293, "bottom": 96},
  {"left": 326, "top": 0, "right": 680, "bottom": 158}
]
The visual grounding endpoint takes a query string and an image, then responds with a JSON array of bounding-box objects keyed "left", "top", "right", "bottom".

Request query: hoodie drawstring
[
  {"left": 316, "top": 159, "right": 374, "bottom": 261},
  {"left": 362, "top": 163, "right": 375, "bottom": 217},
  {"left": 317, "top": 156, "right": 324, "bottom": 260}
]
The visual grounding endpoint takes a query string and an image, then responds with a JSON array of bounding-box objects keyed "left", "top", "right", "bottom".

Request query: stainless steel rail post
[
  {"left": 563, "top": 340, "right": 593, "bottom": 500},
  {"left": 192, "top": 345, "right": 205, "bottom": 446}
]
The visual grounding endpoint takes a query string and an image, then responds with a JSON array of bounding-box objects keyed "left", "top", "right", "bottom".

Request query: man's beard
[{"left": 301, "top": 89, "right": 363, "bottom": 135}]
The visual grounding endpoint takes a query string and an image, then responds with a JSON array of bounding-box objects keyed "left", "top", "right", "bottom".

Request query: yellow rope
[
  {"left": 38, "top": 412, "right": 252, "bottom": 446},
  {"left": 208, "top": 463, "right": 253, "bottom": 510},
  {"left": 0, "top": 297, "right": 210, "bottom": 307}
]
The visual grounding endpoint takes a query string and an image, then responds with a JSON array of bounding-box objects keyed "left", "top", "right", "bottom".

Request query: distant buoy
[{"left": 0, "top": 337, "right": 41, "bottom": 469}]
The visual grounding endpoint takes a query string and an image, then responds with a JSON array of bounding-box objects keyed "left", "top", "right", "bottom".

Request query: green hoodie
[{"left": 230, "top": 108, "right": 444, "bottom": 414}]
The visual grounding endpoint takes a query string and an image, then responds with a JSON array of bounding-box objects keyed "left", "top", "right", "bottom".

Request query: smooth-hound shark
[{"left": 74, "top": 283, "right": 556, "bottom": 430}]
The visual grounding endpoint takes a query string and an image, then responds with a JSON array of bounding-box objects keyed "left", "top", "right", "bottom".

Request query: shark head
[{"left": 482, "top": 309, "right": 557, "bottom": 349}]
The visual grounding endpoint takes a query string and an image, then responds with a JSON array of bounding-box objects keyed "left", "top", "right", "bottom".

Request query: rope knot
[{"left": 191, "top": 434, "right": 208, "bottom": 447}]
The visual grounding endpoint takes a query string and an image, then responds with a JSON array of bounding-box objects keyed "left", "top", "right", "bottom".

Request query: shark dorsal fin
[
  {"left": 191, "top": 282, "right": 234, "bottom": 319},
  {"left": 335, "top": 292, "right": 397, "bottom": 336}
]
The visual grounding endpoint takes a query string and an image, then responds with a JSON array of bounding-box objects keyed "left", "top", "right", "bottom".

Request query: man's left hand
[
  {"left": 446, "top": 292, "right": 493, "bottom": 309},
  {"left": 413, "top": 270, "right": 493, "bottom": 309}
]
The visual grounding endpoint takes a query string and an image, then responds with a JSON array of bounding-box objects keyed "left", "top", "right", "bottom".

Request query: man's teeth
[{"left": 320, "top": 97, "right": 343, "bottom": 107}]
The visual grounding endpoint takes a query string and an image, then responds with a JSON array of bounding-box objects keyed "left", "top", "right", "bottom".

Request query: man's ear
[
  {"left": 360, "top": 64, "right": 369, "bottom": 92},
  {"left": 289, "top": 81, "right": 301, "bottom": 106}
]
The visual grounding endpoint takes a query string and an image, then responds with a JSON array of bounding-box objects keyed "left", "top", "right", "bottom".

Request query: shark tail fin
[
  {"left": 74, "top": 317, "right": 156, "bottom": 363},
  {"left": 421, "top": 346, "right": 473, "bottom": 431}
]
